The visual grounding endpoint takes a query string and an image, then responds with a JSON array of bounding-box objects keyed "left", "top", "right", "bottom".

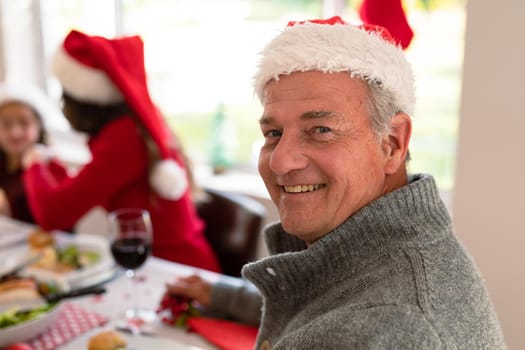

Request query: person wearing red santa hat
[
  {"left": 163, "top": 16, "right": 506, "bottom": 349},
  {"left": 21, "top": 30, "right": 221, "bottom": 272}
]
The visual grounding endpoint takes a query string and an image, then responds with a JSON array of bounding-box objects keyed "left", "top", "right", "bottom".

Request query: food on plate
[
  {"left": 27, "top": 229, "right": 100, "bottom": 273},
  {"left": 31, "top": 246, "right": 59, "bottom": 271},
  {"left": 0, "top": 303, "right": 54, "bottom": 329},
  {"left": 0, "top": 276, "right": 60, "bottom": 304},
  {"left": 0, "top": 277, "right": 58, "bottom": 329},
  {"left": 0, "top": 278, "right": 40, "bottom": 303},
  {"left": 88, "top": 330, "right": 127, "bottom": 350},
  {"left": 28, "top": 229, "right": 54, "bottom": 248}
]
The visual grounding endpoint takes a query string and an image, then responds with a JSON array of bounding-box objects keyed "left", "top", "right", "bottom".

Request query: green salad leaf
[
  {"left": 56, "top": 244, "right": 100, "bottom": 269},
  {"left": 0, "top": 303, "right": 56, "bottom": 329}
]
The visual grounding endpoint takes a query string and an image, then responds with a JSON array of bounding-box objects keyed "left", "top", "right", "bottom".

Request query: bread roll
[
  {"left": 87, "top": 330, "right": 127, "bottom": 350},
  {"left": 0, "top": 278, "right": 41, "bottom": 304},
  {"left": 28, "top": 229, "right": 54, "bottom": 249}
]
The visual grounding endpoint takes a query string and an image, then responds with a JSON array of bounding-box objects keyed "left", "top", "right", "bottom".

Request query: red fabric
[
  {"left": 187, "top": 317, "right": 258, "bottom": 350},
  {"left": 62, "top": 30, "right": 172, "bottom": 160},
  {"left": 287, "top": 15, "right": 347, "bottom": 26},
  {"left": 359, "top": 0, "right": 414, "bottom": 49},
  {"left": 23, "top": 117, "right": 221, "bottom": 272},
  {"left": 0, "top": 159, "right": 67, "bottom": 224},
  {"left": 28, "top": 302, "right": 108, "bottom": 350}
]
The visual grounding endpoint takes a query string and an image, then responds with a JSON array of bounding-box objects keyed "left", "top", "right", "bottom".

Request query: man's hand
[
  {"left": 165, "top": 274, "right": 213, "bottom": 307},
  {"left": 157, "top": 274, "right": 214, "bottom": 327}
]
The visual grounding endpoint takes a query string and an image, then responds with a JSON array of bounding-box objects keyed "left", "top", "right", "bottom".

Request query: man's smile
[{"left": 282, "top": 184, "right": 326, "bottom": 193}]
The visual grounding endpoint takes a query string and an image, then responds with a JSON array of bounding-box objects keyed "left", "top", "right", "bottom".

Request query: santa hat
[
  {"left": 253, "top": 16, "right": 415, "bottom": 116},
  {"left": 0, "top": 83, "right": 68, "bottom": 131},
  {"left": 51, "top": 30, "right": 188, "bottom": 200},
  {"left": 359, "top": 0, "right": 414, "bottom": 50}
]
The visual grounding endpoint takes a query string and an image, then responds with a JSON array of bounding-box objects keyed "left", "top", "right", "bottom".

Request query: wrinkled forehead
[
  {"left": 262, "top": 71, "right": 369, "bottom": 106},
  {"left": 260, "top": 71, "right": 370, "bottom": 127}
]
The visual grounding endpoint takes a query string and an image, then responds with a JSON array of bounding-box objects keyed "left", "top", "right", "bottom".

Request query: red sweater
[{"left": 23, "top": 117, "right": 220, "bottom": 272}]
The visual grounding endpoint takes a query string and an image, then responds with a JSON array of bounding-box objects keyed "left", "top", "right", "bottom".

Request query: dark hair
[
  {"left": 61, "top": 92, "right": 133, "bottom": 136},
  {"left": 61, "top": 92, "right": 199, "bottom": 196},
  {"left": 61, "top": 91, "right": 163, "bottom": 170}
]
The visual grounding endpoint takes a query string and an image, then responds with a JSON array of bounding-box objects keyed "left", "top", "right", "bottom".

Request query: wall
[{"left": 453, "top": 1, "right": 525, "bottom": 348}]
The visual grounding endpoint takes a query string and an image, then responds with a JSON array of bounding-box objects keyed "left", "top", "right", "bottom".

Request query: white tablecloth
[{"left": 58, "top": 257, "right": 219, "bottom": 349}]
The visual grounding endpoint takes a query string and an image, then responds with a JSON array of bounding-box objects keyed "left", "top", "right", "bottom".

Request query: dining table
[
  {"left": 57, "top": 257, "right": 220, "bottom": 350},
  {"left": 0, "top": 216, "right": 222, "bottom": 350}
]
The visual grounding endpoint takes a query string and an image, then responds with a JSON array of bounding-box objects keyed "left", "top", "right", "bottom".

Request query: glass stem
[{"left": 126, "top": 269, "right": 138, "bottom": 318}]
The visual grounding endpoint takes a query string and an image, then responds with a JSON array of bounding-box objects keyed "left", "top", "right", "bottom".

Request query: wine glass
[{"left": 108, "top": 208, "right": 155, "bottom": 332}]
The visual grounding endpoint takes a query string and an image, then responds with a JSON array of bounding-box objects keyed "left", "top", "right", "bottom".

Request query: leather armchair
[{"left": 196, "top": 188, "right": 266, "bottom": 277}]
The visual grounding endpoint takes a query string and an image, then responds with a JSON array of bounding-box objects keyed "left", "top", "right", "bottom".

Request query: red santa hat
[
  {"left": 51, "top": 30, "right": 188, "bottom": 200},
  {"left": 359, "top": 0, "right": 414, "bottom": 50},
  {"left": 253, "top": 16, "right": 415, "bottom": 116}
]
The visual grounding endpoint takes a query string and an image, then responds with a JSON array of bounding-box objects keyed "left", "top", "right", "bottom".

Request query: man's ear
[{"left": 382, "top": 113, "right": 412, "bottom": 175}]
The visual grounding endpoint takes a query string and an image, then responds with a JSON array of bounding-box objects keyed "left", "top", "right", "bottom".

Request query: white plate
[
  {"left": 0, "top": 232, "right": 113, "bottom": 288},
  {"left": 0, "top": 299, "right": 63, "bottom": 347},
  {"left": 0, "top": 217, "right": 35, "bottom": 249}
]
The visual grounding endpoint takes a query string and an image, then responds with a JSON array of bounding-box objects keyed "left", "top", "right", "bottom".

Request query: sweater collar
[{"left": 242, "top": 174, "right": 451, "bottom": 299}]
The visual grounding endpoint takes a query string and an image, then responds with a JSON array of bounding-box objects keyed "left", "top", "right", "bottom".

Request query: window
[{"left": 2, "top": 0, "right": 464, "bottom": 192}]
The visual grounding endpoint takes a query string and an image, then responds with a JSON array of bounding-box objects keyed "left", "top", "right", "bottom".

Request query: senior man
[{"left": 165, "top": 16, "right": 506, "bottom": 350}]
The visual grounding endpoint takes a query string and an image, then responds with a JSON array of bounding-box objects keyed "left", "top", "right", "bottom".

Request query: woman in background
[
  {"left": 0, "top": 84, "right": 66, "bottom": 223},
  {"left": 22, "top": 30, "right": 221, "bottom": 272}
]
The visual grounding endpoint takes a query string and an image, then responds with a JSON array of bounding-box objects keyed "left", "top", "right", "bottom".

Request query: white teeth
[{"left": 283, "top": 184, "right": 324, "bottom": 193}]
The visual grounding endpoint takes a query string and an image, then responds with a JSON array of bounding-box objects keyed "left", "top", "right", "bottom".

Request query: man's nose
[{"left": 269, "top": 133, "right": 308, "bottom": 175}]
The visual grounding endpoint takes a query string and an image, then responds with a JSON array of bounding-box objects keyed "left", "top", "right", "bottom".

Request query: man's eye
[
  {"left": 265, "top": 129, "right": 282, "bottom": 138},
  {"left": 314, "top": 126, "right": 331, "bottom": 134}
]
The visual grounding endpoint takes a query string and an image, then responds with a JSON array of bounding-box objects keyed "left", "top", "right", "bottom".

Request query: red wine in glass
[
  {"left": 108, "top": 208, "right": 154, "bottom": 333},
  {"left": 110, "top": 237, "right": 151, "bottom": 270}
]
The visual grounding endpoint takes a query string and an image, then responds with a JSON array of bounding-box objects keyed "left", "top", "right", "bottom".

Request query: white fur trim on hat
[
  {"left": 253, "top": 21, "right": 415, "bottom": 115},
  {"left": 150, "top": 159, "right": 188, "bottom": 200},
  {"left": 52, "top": 46, "right": 124, "bottom": 105},
  {"left": 0, "top": 83, "right": 69, "bottom": 131}
]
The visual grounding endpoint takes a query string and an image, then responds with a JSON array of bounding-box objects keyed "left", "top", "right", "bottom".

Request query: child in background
[{"left": 0, "top": 84, "right": 65, "bottom": 223}]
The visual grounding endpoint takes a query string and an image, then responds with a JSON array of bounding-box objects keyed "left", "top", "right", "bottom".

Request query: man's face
[{"left": 258, "top": 71, "right": 395, "bottom": 244}]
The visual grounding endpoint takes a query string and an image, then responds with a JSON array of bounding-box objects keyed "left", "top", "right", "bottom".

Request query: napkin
[
  {"left": 28, "top": 302, "right": 108, "bottom": 350},
  {"left": 187, "top": 317, "right": 258, "bottom": 350}
]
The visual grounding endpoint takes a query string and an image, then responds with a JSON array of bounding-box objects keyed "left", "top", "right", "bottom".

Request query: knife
[
  {"left": 0, "top": 284, "right": 107, "bottom": 314},
  {"left": 43, "top": 284, "right": 107, "bottom": 303}
]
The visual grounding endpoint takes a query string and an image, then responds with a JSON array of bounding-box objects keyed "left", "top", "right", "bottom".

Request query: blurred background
[
  {"left": 0, "top": 0, "right": 523, "bottom": 348},
  {"left": 1, "top": 0, "right": 464, "bottom": 192}
]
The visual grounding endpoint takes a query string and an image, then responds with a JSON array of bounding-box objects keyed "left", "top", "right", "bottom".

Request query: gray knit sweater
[{"left": 242, "top": 174, "right": 506, "bottom": 349}]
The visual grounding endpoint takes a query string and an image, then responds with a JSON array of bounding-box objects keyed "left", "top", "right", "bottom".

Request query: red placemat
[
  {"left": 28, "top": 302, "right": 108, "bottom": 350},
  {"left": 187, "top": 317, "right": 258, "bottom": 350}
]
